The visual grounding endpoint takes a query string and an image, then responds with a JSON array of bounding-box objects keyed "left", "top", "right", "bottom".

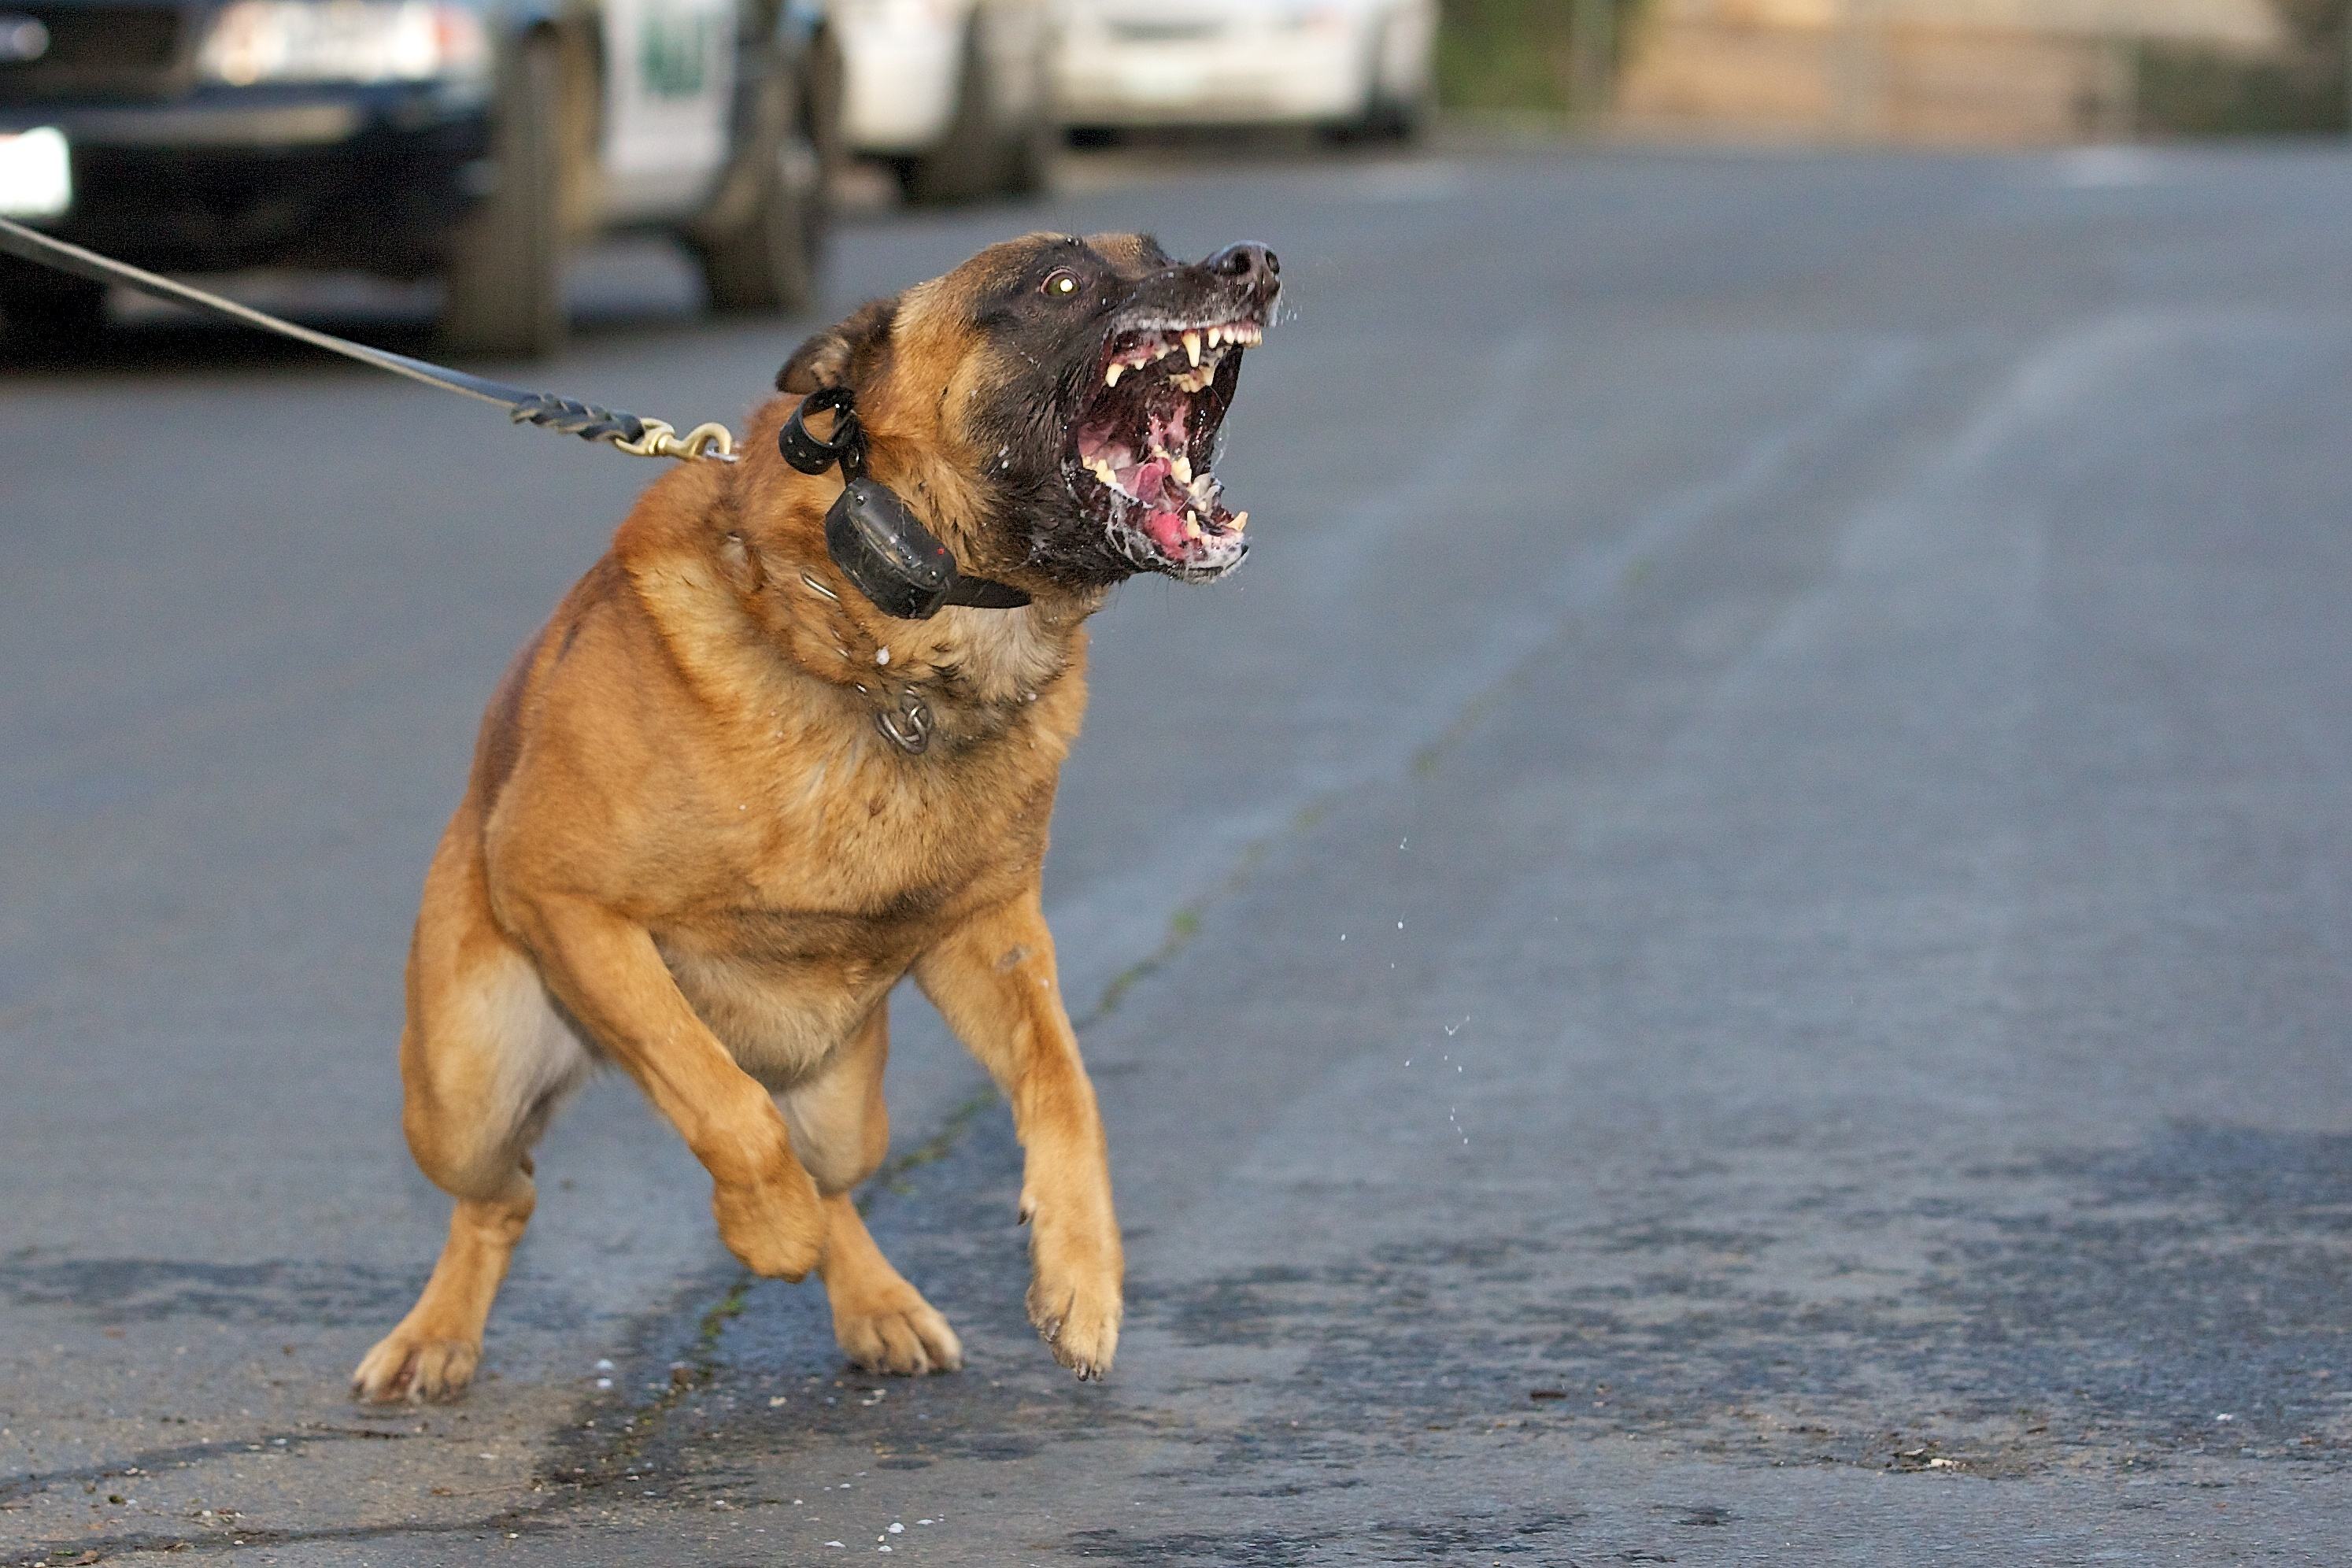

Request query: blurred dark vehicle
[
  {"left": 0, "top": 0, "right": 842, "bottom": 357},
  {"left": 1052, "top": 0, "right": 1434, "bottom": 141},
  {"left": 831, "top": 0, "right": 1056, "bottom": 204}
]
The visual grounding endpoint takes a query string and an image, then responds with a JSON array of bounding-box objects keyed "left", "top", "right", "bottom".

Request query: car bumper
[
  {"left": 1053, "top": 24, "right": 1370, "bottom": 127},
  {"left": 834, "top": 12, "right": 959, "bottom": 154},
  {"left": 0, "top": 83, "right": 490, "bottom": 275}
]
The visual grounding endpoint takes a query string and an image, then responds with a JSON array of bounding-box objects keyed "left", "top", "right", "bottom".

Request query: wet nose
[{"left": 1207, "top": 242, "right": 1279, "bottom": 295}]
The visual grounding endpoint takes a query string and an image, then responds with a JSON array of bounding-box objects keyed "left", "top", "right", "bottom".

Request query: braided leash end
[{"left": 505, "top": 396, "right": 737, "bottom": 463}]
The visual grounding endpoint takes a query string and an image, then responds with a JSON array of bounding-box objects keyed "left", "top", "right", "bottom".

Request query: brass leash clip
[{"left": 614, "top": 419, "right": 740, "bottom": 464}]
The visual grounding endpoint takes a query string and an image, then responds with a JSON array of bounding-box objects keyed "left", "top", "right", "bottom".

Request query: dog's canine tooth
[
  {"left": 1183, "top": 331, "right": 1202, "bottom": 368},
  {"left": 1171, "top": 453, "right": 1192, "bottom": 484},
  {"left": 1104, "top": 362, "right": 1124, "bottom": 387},
  {"left": 1230, "top": 510, "right": 1248, "bottom": 532},
  {"left": 1184, "top": 511, "right": 1203, "bottom": 540}
]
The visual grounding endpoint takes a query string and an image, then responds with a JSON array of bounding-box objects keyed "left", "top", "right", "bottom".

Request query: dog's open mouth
[{"left": 1067, "top": 311, "right": 1263, "bottom": 579}]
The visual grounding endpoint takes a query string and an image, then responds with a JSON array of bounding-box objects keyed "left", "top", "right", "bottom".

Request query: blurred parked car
[
  {"left": 0, "top": 0, "right": 842, "bottom": 357},
  {"left": 830, "top": 0, "right": 1052, "bottom": 203},
  {"left": 1054, "top": 0, "right": 1433, "bottom": 139}
]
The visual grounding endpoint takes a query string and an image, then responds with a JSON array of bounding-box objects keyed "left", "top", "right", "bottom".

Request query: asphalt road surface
[{"left": 7, "top": 139, "right": 2352, "bottom": 1566}]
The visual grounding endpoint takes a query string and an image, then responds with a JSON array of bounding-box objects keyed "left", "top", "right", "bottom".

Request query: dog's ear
[{"left": 777, "top": 298, "right": 898, "bottom": 394}]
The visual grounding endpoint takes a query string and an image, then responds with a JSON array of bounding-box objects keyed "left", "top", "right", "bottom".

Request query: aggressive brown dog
[{"left": 350, "top": 231, "right": 1280, "bottom": 1403}]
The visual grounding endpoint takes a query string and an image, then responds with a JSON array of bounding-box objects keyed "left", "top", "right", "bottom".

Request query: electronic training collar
[{"left": 778, "top": 388, "right": 1032, "bottom": 620}]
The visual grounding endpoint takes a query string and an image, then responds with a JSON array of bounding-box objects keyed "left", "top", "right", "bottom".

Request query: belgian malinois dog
[{"left": 352, "top": 232, "right": 1280, "bottom": 1402}]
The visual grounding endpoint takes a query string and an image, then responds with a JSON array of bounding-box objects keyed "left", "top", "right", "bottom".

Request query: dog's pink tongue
[
  {"left": 1122, "top": 458, "right": 1189, "bottom": 557},
  {"left": 1143, "top": 508, "right": 1189, "bottom": 557}
]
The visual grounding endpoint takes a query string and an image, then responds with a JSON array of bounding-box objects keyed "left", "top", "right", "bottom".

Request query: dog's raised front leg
[
  {"left": 509, "top": 894, "right": 827, "bottom": 1281},
  {"left": 915, "top": 894, "right": 1122, "bottom": 1379}
]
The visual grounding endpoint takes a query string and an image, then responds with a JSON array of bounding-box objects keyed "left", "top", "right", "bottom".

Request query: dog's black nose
[{"left": 1207, "top": 243, "right": 1279, "bottom": 294}]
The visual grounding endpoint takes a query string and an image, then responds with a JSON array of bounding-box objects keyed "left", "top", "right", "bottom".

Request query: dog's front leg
[
  {"left": 510, "top": 894, "right": 827, "bottom": 1281},
  {"left": 915, "top": 893, "right": 1122, "bottom": 1379}
]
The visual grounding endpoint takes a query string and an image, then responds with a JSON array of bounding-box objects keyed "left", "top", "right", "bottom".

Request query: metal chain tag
[{"left": 876, "top": 690, "right": 934, "bottom": 755}]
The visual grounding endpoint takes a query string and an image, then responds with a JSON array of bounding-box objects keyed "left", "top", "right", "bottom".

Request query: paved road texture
[{"left": 6, "top": 140, "right": 2352, "bottom": 1566}]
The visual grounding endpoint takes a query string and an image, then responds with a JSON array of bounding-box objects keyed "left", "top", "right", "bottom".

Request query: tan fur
[{"left": 352, "top": 238, "right": 1151, "bottom": 1403}]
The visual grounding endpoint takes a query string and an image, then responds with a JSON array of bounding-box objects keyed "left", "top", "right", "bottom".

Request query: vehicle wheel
[
  {"left": 898, "top": 14, "right": 1037, "bottom": 205},
  {"left": 1328, "top": 16, "right": 1426, "bottom": 143},
  {"left": 440, "top": 35, "right": 567, "bottom": 359},
  {"left": 0, "top": 261, "right": 105, "bottom": 357},
  {"left": 1000, "top": 91, "right": 1060, "bottom": 198},
  {"left": 807, "top": 24, "right": 849, "bottom": 189},
  {"left": 695, "top": 46, "right": 828, "bottom": 315},
  {"left": 1372, "top": 17, "right": 1433, "bottom": 142}
]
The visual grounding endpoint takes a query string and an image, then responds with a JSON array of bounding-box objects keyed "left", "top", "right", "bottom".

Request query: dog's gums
[{"left": 1067, "top": 313, "right": 1263, "bottom": 579}]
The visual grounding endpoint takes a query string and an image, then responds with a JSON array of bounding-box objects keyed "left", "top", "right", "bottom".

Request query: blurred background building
[
  {"left": 1435, "top": 0, "right": 2352, "bottom": 141},
  {"left": 1617, "top": 0, "right": 2278, "bottom": 142}
]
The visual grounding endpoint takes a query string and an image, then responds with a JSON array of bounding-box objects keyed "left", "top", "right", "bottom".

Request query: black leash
[
  {"left": 0, "top": 214, "right": 736, "bottom": 463},
  {"left": 1, "top": 215, "right": 1034, "bottom": 624}
]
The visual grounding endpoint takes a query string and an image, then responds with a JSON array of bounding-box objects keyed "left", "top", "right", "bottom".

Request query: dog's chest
[
  {"left": 656, "top": 923, "right": 902, "bottom": 1086},
  {"left": 652, "top": 724, "right": 1058, "bottom": 1079}
]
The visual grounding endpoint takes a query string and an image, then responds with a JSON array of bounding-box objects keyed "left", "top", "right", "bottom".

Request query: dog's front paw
[
  {"left": 834, "top": 1287, "right": 964, "bottom": 1377},
  {"left": 712, "top": 1170, "right": 827, "bottom": 1281},
  {"left": 1026, "top": 1211, "right": 1122, "bottom": 1380},
  {"left": 351, "top": 1329, "right": 480, "bottom": 1404}
]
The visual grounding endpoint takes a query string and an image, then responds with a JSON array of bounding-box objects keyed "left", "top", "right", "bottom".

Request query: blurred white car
[
  {"left": 1055, "top": 0, "right": 1433, "bottom": 139},
  {"left": 830, "top": 0, "right": 1056, "bottom": 201}
]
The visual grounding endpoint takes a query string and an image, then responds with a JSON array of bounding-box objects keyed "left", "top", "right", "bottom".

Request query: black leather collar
[{"left": 778, "top": 388, "right": 1031, "bottom": 619}]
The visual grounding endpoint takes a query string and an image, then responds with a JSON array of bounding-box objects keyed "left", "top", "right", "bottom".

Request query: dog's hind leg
[
  {"left": 353, "top": 812, "right": 588, "bottom": 1404},
  {"left": 780, "top": 1006, "right": 962, "bottom": 1375}
]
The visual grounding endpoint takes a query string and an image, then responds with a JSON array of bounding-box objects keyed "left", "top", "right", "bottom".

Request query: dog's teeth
[
  {"left": 1182, "top": 331, "right": 1201, "bottom": 367},
  {"left": 1171, "top": 453, "right": 1192, "bottom": 484},
  {"left": 1205, "top": 327, "right": 1222, "bottom": 349},
  {"left": 1104, "top": 362, "right": 1124, "bottom": 387},
  {"left": 1185, "top": 510, "right": 1203, "bottom": 540},
  {"left": 1230, "top": 510, "right": 1248, "bottom": 532}
]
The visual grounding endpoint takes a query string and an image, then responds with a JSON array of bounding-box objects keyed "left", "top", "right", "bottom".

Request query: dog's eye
[{"left": 1041, "top": 268, "right": 1081, "bottom": 298}]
